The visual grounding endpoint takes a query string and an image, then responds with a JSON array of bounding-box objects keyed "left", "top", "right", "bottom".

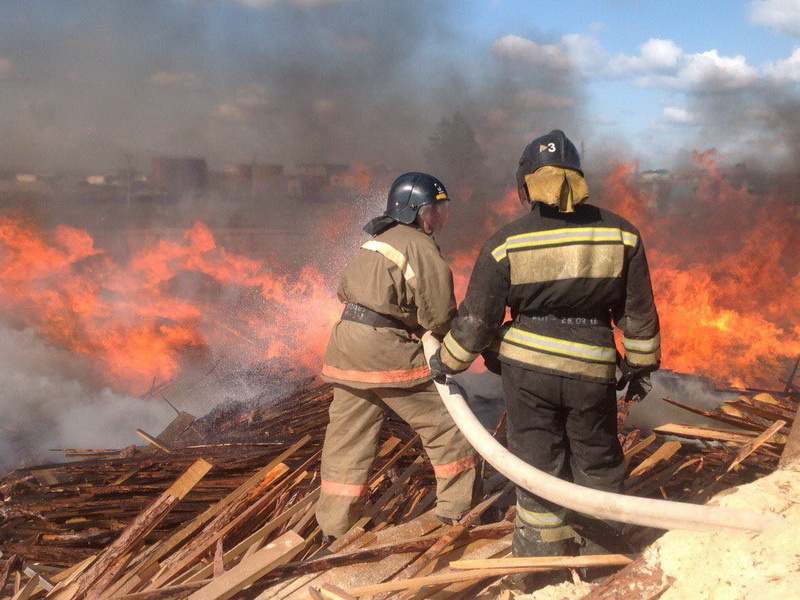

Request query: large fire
[
  {"left": 0, "top": 218, "right": 339, "bottom": 392},
  {"left": 0, "top": 151, "right": 797, "bottom": 393},
  {"left": 601, "top": 151, "right": 800, "bottom": 387}
]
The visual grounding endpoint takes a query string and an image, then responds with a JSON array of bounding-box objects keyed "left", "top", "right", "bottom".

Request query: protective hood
[
  {"left": 362, "top": 215, "right": 398, "bottom": 236},
  {"left": 524, "top": 166, "right": 589, "bottom": 213}
]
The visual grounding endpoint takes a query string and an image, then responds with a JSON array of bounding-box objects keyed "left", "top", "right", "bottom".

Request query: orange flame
[
  {"left": 0, "top": 150, "right": 797, "bottom": 393},
  {"left": 0, "top": 218, "right": 340, "bottom": 393},
  {"left": 603, "top": 151, "right": 800, "bottom": 386}
]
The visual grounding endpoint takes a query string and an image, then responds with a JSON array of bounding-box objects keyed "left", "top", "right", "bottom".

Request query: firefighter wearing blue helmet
[{"left": 316, "top": 172, "right": 478, "bottom": 540}]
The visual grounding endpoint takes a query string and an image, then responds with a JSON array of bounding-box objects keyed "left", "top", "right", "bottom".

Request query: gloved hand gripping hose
[{"left": 421, "top": 334, "right": 782, "bottom": 534}]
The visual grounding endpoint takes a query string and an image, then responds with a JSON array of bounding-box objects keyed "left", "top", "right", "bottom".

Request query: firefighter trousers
[
  {"left": 502, "top": 363, "right": 625, "bottom": 555},
  {"left": 316, "top": 382, "right": 479, "bottom": 538}
]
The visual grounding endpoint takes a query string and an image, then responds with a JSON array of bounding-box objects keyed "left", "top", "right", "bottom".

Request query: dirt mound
[{"left": 526, "top": 465, "right": 800, "bottom": 599}]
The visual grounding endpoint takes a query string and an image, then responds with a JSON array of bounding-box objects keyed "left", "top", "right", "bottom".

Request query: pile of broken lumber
[{"left": 1, "top": 371, "right": 797, "bottom": 599}]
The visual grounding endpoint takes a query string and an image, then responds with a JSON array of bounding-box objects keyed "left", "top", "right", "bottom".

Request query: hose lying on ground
[{"left": 421, "top": 335, "right": 783, "bottom": 533}]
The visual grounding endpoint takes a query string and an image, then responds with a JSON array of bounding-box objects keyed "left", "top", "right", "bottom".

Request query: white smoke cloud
[
  {"left": 0, "top": 324, "right": 173, "bottom": 471},
  {"left": 749, "top": 0, "right": 800, "bottom": 36}
]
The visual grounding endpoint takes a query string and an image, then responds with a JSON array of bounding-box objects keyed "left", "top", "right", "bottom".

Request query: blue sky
[{"left": 2, "top": 0, "right": 800, "bottom": 173}]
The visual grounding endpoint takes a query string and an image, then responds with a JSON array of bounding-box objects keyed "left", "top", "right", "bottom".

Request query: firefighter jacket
[
  {"left": 322, "top": 223, "right": 457, "bottom": 389},
  {"left": 440, "top": 202, "right": 660, "bottom": 384}
]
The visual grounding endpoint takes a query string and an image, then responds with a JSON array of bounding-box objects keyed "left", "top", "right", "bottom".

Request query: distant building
[
  {"left": 152, "top": 157, "right": 208, "bottom": 197},
  {"left": 288, "top": 163, "right": 349, "bottom": 202}
]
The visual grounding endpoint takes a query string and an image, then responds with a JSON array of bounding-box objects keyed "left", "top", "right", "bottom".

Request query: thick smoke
[
  {"left": 0, "top": 322, "right": 173, "bottom": 471},
  {"left": 0, "top": 0, "right": 584, "bottom": 177}
]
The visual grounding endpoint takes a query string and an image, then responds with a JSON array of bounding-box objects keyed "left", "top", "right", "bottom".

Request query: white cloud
[
  {"left": 663, "top": 106, "right": 697, "bottom": 124},
  {"left": 560, "top": 33, "right": 608, "bottom": 72},
  {"left": 491, "top": 34, "right": 569, "bottom": 69},
  {"left": 148, "top": 70, "right": 209, "bottom": 90},
  {"left": 749, "top": 0, "right": 800, "bottom": 36},
  {"left": 675, "top": 50, "right": 758, "bottom": 91},
  {"left": 639, "top": 38, "right": 683, "bottom": 71},
  {"left": 216, "top": 83, "right": 272, "bottom": 121},
  {"left": 493, "top": 33, "right": 758, "bottom": 93},
  {"left": 764, "top": 46, "right": 800, "bottom": 80}
]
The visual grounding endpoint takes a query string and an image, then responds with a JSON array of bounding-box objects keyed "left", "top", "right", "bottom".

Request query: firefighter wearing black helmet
[
  {"left": 430, "top": 131, "right": 661, "bottom": 566},
  {"left": 316, "top": 172, "right": 478, "bottom": 540}
]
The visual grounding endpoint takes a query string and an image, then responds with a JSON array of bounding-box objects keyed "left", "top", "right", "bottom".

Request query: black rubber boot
[
  {"left": 571, "top": 516, "right": 632, "bottom": 582},
  {"left": 506, "top": 522, "right": 574, "bottom": 593}
]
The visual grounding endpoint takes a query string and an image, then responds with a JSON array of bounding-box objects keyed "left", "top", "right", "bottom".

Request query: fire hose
[{"left": 421, "top": 335, "right": 783, "bottom": 533}]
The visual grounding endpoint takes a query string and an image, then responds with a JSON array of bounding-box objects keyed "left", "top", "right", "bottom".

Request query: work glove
[
  {"left": 428, "top": 348, "right": 460, "bottom": 384},
  {"left": 617, "top": 356, "right": 653, "bottom": 402},
  {"left": 616, "top": 358, "right": 653, "bottom": 403},
  {"left": 624, "top": 372, "right": 652, "bottom": 403}
]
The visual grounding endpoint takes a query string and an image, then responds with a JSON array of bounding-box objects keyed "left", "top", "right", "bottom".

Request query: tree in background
[{"left": 424, "top": 113, "right": 490, "bottom": 195}]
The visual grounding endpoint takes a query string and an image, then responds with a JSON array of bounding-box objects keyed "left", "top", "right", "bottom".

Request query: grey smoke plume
[
  {"left": 0, "top": 0, "right": 585, "bottom": 177},
  {"left": 0, "top": 323, "right": 174, "bottom": 471}
]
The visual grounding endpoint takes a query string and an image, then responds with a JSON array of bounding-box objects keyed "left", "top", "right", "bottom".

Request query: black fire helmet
[
  {"left": 516, "top": 130, "right": 583, "bottom": 205},
  {"left": 363, "top": 172, "right": 450, "bottom": 236},
  {"left": 385, "top": 172, "right": 449, "bottom": 224}
]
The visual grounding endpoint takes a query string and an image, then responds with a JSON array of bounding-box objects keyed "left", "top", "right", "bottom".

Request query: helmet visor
[{"left": 417, "top": 201, "right": 450, "bottom": 235}]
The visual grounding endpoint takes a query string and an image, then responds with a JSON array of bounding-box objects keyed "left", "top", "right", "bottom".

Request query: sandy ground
[{"left": 520, "top": 465, "right": 800, "bottom": 599}]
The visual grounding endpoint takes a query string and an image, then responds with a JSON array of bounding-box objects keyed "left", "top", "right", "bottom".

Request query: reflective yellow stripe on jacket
[
  {"left": 441, "top": 331, "right": 480, "bottom": 371},
  {"left": 622, "top": 332, "right": 661, "bottom": 368},
  {"left": 492, "top": 227, "right": 638, "bottom": 262},
  {"left": 497, "top": 324, "right": 617, "bottom": 380},
  {"left": 361, "top": 240, "right": 416, "bottom": 280}
]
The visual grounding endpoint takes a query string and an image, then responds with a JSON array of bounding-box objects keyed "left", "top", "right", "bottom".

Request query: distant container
[
  {"left": 252, "top": 164, "right": 284, "bottom": 194},
  {"left": 15, "top": 174, "right": 37, "bottom": 183},
  {"left": 296, "top": 163, "right": 348, "bottom": 178},
  {"left": 152, "top": 157, "right": 208, "bottom": 196},
  {"left": 224, "top": 163, "right": 253, "bottom": 187}
]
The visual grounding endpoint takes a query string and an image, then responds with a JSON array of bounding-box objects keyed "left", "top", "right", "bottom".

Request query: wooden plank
[
  {"left": 342, "top": 566, "right": 561, "bottom": 596},
  {"left": 187, "top": 531, "right": 304, "bottom": 600},
  {"left": 115, "top": 581, "right": 207, "bottom": 599},
  {"left": 156, "top": 411, "right": 197, "bottom": 444},
  {"left": 728, "top": 420, "right": 786, "bottom": 472},
  {"left": 186, "top": 489, "right": 321, "bottom": 583},
  {"left": 623, "top": 433, "right": 656, "bottom": 460},
  {"left": 11, "top": 574, "right": 40, "bottom": 600},
  {"left": 147, "top": 462, "right": 290, "bottom": 589},
  {"left": 116, "top": 434, "right": 311, "bottom": 591},
  {"left": 69, "top": 459, "right": 212, "bottom": 598},
  {"left": 390, "top": 485, "right": 513, "bottom": 598},
  {"left": 0, "top": 554, "right": 19, "bottom": 591},
  {"left": 42, "top": 555, "right": 96, "bottom": 600},
  {"left": 135, "top": 429, "right": 173, "bottom": 453},
  {"left": 653, "top": 423, "right": 765, "bottom": 444},
  {"left": 23, "top": 566, "right": 53, "bottom": 591},
  {"left": 450, "top": 554, "right": 633, "bottom": 570},
  {"left": 628, "top": 441, "right": 682, "bottom": 478},
  {"left": 316, "top": 584, "right": 357, "bottom": 600}
]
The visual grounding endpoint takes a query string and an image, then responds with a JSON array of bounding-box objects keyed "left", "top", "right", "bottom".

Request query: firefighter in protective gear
[
  {"left": 316, "top": 172, "right": 478, "bottom": 539},
  {"left": 431, "top": 130, "right": 660, "bottom": 561}
]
